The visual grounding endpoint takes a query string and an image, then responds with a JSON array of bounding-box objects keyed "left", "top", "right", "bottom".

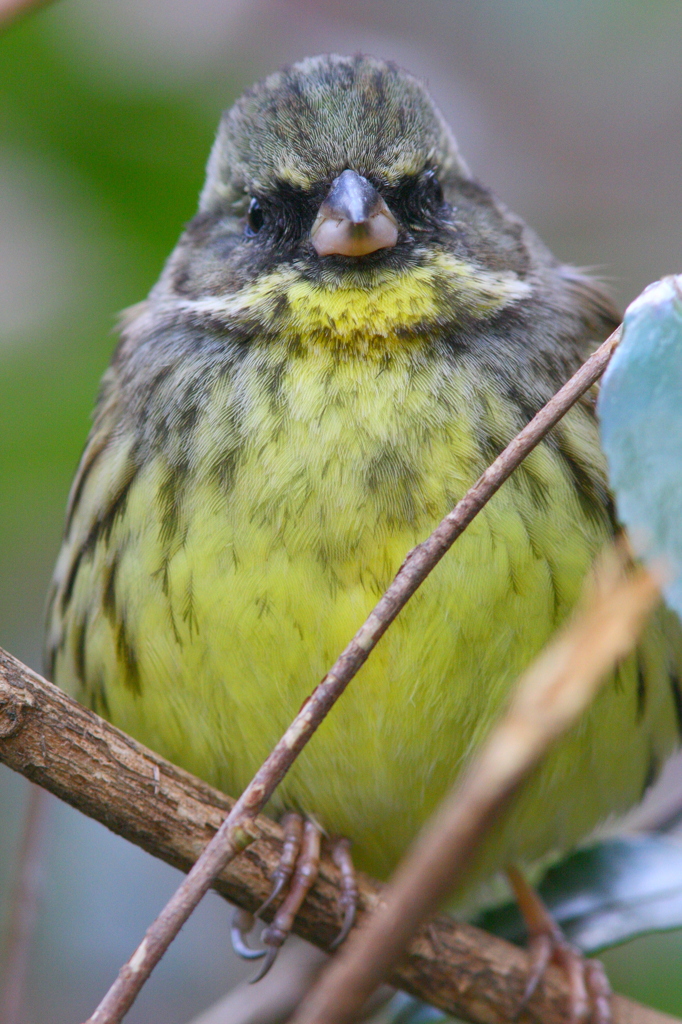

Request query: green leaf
[{"left": 475, "top": 836, "right": 682, "bottom": 954}]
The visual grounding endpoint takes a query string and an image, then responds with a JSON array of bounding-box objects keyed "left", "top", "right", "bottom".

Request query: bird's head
[
  {"left": 155, "top": 55, "right": 590, "bottom": 353},
  {"left": 197, "top": 53, "right": 466, "bottom": 279}
]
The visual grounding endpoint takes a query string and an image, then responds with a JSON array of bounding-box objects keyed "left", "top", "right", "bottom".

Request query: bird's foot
[
  {"left": 328, "top": 835, "right": 358, "bottom": 950},
  {"left": 507, "top": 865, "right": 611, "bottom": 1024},
  {"left": 230, "top": 812, "right": 357, "bottom": 981},
  {"left": 252, "top": 815, "right": 322, "bottom": 982}
]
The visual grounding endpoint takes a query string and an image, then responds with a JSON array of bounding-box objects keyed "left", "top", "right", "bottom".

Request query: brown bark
[{"left": 0, "top": 648, "right": 677, "bottom": 1024}]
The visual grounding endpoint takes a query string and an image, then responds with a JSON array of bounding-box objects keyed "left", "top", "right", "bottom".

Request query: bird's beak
[{"left": 311, "top": 169, "right": 399, "bottom": 257}]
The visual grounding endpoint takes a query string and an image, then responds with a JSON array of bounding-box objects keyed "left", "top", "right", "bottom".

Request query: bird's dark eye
[
  {"left": 245, "top": 197, "right": 264, "bottom": 236},
  {"left": 423, "top": 170, "right": 443, "bottom": 205},
  {"left": 388, "top": 170, "right": 445, "bottom": 230}
]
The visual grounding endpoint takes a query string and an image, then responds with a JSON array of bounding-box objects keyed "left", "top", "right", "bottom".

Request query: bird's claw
[
  {"left": 230, "top": 908, "right": 266, "bottom": 960},
  {"left": 520, "top": 933, "right": 611, "bottom": 1024},
  {"left": 507, "top": 865, "right": 612, "bottom": 1024},
  {"left": 250, "top": 816, "right": 322, "bottom": 982},
  {"left": 328, "top": 836, "right": 357, "bottom": 950},
  {"left": 249, "top": 943, "right": 280, "bottom": 983},
  {"left": 236, "top": 814, "right": 358, "bottom": 982},
  {"left": 255, "top": 811, "right": 304, "bottom": 920},
  {"left": 329, "top": 898, "right": 356, "bottom": 951}
]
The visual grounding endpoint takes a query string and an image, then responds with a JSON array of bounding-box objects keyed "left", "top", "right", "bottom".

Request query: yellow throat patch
[{"left": 178, "top": 250, "right": 532, "bottom": 356}]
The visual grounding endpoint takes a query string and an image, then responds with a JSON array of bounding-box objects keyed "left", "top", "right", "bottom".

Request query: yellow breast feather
[{"left": 48, "top": 322, "right": 678, "bottom": 888}]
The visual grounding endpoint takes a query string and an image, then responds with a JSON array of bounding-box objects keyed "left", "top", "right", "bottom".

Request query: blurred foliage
[
  {"left": 0, "top": 14, "right": 226, "bottom": 549},
  {"left": 0, "top": 30, "right": 249, "bottom": 1015}
]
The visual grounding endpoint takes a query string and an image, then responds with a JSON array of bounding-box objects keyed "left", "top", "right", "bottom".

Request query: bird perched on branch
[{"left": 46, "top": 54, "right": 681, "bottom": 1017}]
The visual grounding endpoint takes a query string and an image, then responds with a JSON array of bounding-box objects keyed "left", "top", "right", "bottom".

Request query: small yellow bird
[{"left": 46, "top": 54, "right": 681, "bottom": 1012}]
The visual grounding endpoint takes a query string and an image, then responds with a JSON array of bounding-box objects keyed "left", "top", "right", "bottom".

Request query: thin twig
[
  {"left": 0, "top": 783, "right": 49, "bottom": 1024},
  {"left": 78, "top": 326, "right": 622, "bottom": 1023},
  {"left": 0, "top": 647, "right": 676, "bottom": 1024},
  {"left": 290, "top": 558, "right": 661, "bottom": 1024}
]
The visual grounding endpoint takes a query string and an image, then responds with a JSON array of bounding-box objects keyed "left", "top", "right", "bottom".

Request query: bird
[{"left": 45, "top": 53, "right": 681, "bottom": 1017}]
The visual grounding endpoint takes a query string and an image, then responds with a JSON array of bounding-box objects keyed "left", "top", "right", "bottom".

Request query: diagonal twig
[
  {"left": 0, "top": 645, "right": 677, "bottom": 1024},
  {"left": 79, "top": 325, "right": 622, "bottom": 1023},
  {"left": 290, "top": 557, "right": 662, "bottom": 1024}
]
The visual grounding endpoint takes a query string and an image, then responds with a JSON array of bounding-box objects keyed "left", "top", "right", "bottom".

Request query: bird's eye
[
  {"left": 245, "top": 197, "right": 264, "bottom": 236},
  {"left": 423, "top": 171, "right": 443, "bottom": 205}
]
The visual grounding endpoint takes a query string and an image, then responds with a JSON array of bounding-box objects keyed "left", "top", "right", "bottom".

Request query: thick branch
[{"left": 0, "top": 648, "right": 677, "bottom": 1024}]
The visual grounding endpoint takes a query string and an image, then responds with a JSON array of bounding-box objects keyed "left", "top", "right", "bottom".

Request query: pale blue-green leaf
[{"left": 597, "top": 275, "right": 682, "bottom": 618}]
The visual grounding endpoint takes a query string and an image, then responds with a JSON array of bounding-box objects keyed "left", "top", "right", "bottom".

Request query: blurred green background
[{"left": 1, "top": 1, "right": 682, "bottom": 1021}]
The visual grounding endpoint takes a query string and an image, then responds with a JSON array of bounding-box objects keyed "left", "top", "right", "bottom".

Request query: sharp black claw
[
  {"left": 230, "top": 908, "right": 266, "bottom": 960},
  {"left": 328, "top": 899, "right": 356, "bottom": 951},
  {"left": 254, "top": 876, "right": 287, "bottom": 919},
  {"left": 249, "top": 943, "right": 279, "bottom": 983}
]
